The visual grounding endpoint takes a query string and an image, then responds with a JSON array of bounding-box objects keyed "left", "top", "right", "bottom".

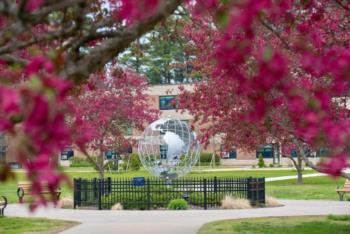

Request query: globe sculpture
[{"left": 138, "top": 118, "right": 201, "bottom": 179}]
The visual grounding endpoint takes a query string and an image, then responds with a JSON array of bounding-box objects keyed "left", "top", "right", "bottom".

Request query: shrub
[
  {"left": 102, "top": 193, "right": 149, "bottom": 210},
  {"left": 129, "top": 153, "right": 141, "bottom": 171},
  {"left": 197, "top": 152, "right": 220, "bottom": 166},
  {"left": 265, "top": 196, "right": 283, "bottom": 207},
  {"left": 257, "top": 154, "right": 266, "bottom": 168},
  {"left": 167, "top": 199, "right": 188, "bottom": 210},
  {"left": 57, "top": 196, "right": 73, "bottom": 209},
  {"left": 269, "top": 163, "right": 274, "bottom": 168},
  {"left": 69, "top": 157, "right": 93, "bottom": 167},
  {"left": 121, "top": 154, "right": 141, "bottom": 171},
  {"left": 111, "top": 203, "right": 123, "bottom": 210},
  {"left": 221, "top": 195, "right": 251, "bottom": 209},
  {"left": 104, "top": 160, "right": 119, "bottom": 171}
]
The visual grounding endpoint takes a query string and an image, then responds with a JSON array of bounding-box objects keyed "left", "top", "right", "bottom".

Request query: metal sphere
[{"left": 138, "top": 118, "right": 200, "bottom": 179}]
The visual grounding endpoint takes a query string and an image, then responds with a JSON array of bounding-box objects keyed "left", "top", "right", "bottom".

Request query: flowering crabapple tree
[
  {"left": 0, "top": 0, "right": 350, "bottom": 208},
  {"left": 0, "top": 0, "right": 181, "bottom": 209},
  {"left": 178, "top": 0, "right": 350, "bottom": 181},
  {"left": 71, "top": 68, "right": 158, "bottom": 179}
]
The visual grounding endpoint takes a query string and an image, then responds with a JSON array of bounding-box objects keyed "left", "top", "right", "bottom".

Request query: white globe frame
[{"left": 138, "top": 118, "right": 200, "bottom": 179}]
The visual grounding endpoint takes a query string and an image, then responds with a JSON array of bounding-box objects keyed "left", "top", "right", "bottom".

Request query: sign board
[{"left": 132, "top": 177, "right": 145, "bottom": 186}]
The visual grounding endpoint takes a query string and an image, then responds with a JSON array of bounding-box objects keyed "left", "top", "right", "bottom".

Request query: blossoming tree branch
[{"left": 0, "top": 0, "right": 350, "bottom": 208}]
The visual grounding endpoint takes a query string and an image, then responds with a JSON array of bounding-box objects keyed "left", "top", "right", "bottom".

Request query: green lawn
[
  {"left": 0, "top": 217, "right": 78, "bottom": 234},
  {"left": 266, "top": 176, "right": 346, "bottom": 201},
  {"left": 0, "top": 168, "right": 342, "bottom": 203},
  {"left": 198, "top": 215, "right": 350, "bottom": 234}
]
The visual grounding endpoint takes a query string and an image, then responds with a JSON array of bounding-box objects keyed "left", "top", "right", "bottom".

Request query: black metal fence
[{"left": 73, "top": 177, "right": 265, "bottom": 210}]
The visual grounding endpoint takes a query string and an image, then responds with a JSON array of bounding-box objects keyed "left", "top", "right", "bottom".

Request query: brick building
[
  {"left": 144, "top": 84, "right": 288, "bottom": 166},
  {"left": 1, "top": 83, "right": 323, "bottom": 168}
]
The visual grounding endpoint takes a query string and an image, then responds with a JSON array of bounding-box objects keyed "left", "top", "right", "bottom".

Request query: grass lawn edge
[
  {"left": 197, "top": 215, "right": 350, "bottom": 234},
  {"left": 0, "top": 216, "right": 80, "bottom": 234}
]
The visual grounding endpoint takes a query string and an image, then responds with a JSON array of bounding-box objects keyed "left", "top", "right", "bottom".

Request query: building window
[
  {"left": 159, "top": 95, "right": 177, "bottom": 110},
  {"left": 221, "top": 146, "right": 237, "bottom": 159},
  {"left": 290, "top": 147, "right": 312, "bottom": 158},
  {"left": 256, "top": 144, "right": 274, "bottom": 158},
  {"left": 317, "top": 148, "right": 329, "bottom": 157},
  {"left": 229, "top": 149, "right": 237, "bottom": 159},
  {"left": 61, "top": 146, "right": 74, "bottom": 161}
]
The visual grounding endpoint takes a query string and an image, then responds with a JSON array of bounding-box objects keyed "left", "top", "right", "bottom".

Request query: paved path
[
  {"left": 5, "top": 200, "right": 350, "bottom": 234},
  {"left": 200, "top": 167, "right": 315, "bottom": 172},
  {"left": 264, "top": 168, "right": 350, "bottom": 182},
  {"left": 265, "top": 173, "right": 325, "bottom": 182}
]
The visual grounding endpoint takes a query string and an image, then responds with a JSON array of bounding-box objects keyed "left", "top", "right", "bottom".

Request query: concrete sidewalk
[
  {"left": 5, "top": 200, "right": 350, "bottom": 234},
  {"left": 265, "top": 173, "right": 325, "bottom": 182}
]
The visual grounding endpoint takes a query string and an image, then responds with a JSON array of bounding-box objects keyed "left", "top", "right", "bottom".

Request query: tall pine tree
[{"left": 118, "top": 12, "right": 194, "bottom": 84}]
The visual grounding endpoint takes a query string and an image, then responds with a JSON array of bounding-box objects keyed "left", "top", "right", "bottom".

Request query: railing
[{"left": 74, "top": 177, "right": 265, "bottom": 210}]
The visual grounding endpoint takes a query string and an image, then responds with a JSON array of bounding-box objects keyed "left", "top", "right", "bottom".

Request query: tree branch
[
  {"left": 81, "top": 151, "right": 100, "bottom": 172},
  {"left": 284, "top": 154, "right": 299, "bottom": 170},
  {"left": 69, "top": 30, "right": 123, "bottom": 54},
  {"left": 0, "top": 54, "right": 28, "bottom": 65},
  {"left": 0, "top": 25, "right": 77, "bottom": 55},
  {"left": 293, "top": 139, "right": 350, "bottom": 180},
  {"left": 63, "top": 0, "right": 183, "bottom": 83},
  {"left": 24, "top": 0, "right": 87, "bottom": 23},
  {"left": 334, "top": 0, "right": 350, "bottom": 13},
  {"left": 258, "top": 16, "right": 291, "bottom": 50}
]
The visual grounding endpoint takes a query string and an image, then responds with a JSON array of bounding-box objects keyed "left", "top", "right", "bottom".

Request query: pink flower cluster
[
  {"left": 71, "top": 68, "right": 158, "bottom": 155},
  {"left": 25, "top": 0, "right": 45, "bottom": 12},
  {"left": 1, "top": 0, "right": 350, "bottom": 210},
  {"left": 179, "top": 0, "right": 350, "bottom": 176},
  {"left": 1, "top": 56, "right": 73, "bottom": 209},
  {"left": 116, "top": 0, "right": 159, "bottom": 23}
]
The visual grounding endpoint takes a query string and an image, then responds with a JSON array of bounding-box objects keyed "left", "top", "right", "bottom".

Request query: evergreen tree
[{"left": 118, "top": 13, "right": 194, "bottom": 84}]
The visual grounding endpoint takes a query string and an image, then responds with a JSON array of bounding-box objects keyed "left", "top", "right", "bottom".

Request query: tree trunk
[
  {"left": 285, "top": 154, "right": 303, "bottom": 184},
  {"left": 296, "top": 155, "right": 303, "bottom": 184},
  {"left": 98, "top": 167, "right": 104, "bottom": 179},
  {"left": 98, "top": 150, "right": 104, "bottom": 179},
  {"left": 296, "top": 167, "right": 303, "bottom": 184}
]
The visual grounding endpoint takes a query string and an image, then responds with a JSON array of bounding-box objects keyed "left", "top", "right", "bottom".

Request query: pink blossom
[
  {"left": 0, "top": 87, "right": 20, "bottom": 113},
  {"left": 117, "top": 0, "right": 159, "bottom": 23},
  {"left": 25, "top": 0, "right": 45, "bottom": 12},
  {"left": 24, "top": 56, "right": 46, "bottom": 75},
  {"left": 319, "top": 154, "right": 348, "bottom": 177}
]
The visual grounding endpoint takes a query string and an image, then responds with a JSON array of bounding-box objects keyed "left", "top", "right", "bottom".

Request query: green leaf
[
  {"left": 28, "top": 76, "right": 42, "bottom": 90},
  {"left": 263, "top": 46, "right": 273, "bottom": 61},
  {"left": 215, "top": 9, "right": 230, "bottom": 28}
]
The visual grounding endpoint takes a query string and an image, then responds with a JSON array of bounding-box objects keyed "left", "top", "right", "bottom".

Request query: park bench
[
  {"left": 0, "top": 196, "right": 7, "bottom": 216},
  {"left": 17, "top": 181, "right": 61, "bottom": 203},
  {"left": 336, "top": 180, "right": 350, "bottom": 201}
]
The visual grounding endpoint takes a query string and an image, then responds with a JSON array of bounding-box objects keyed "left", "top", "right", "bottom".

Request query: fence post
[
  {"left": 247, "top": 177, "right": 252, "bottom": 203},
  {"left": 98, "top": 179, "right": 102, "bottom": 210},
  {"left": 93, "top": 178, "right": 97, "bottom": 199},
  {"left": 203, "top": 178, "right": 207, "bottom": 210},
  {"left": 73, "top": 178, "right": 81, "bottom": 209},
  {"left": 260, "top": 178, "right": 266, "bottom": 205},
  {"left": 214, "top": 176, "right": 217, "bottom": 193},
  {"left": 107, "top": 177, "right": 112, "bottom": 194},
  {"left": 146, "top": 179, "right": 151, "bottom": 210}
]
